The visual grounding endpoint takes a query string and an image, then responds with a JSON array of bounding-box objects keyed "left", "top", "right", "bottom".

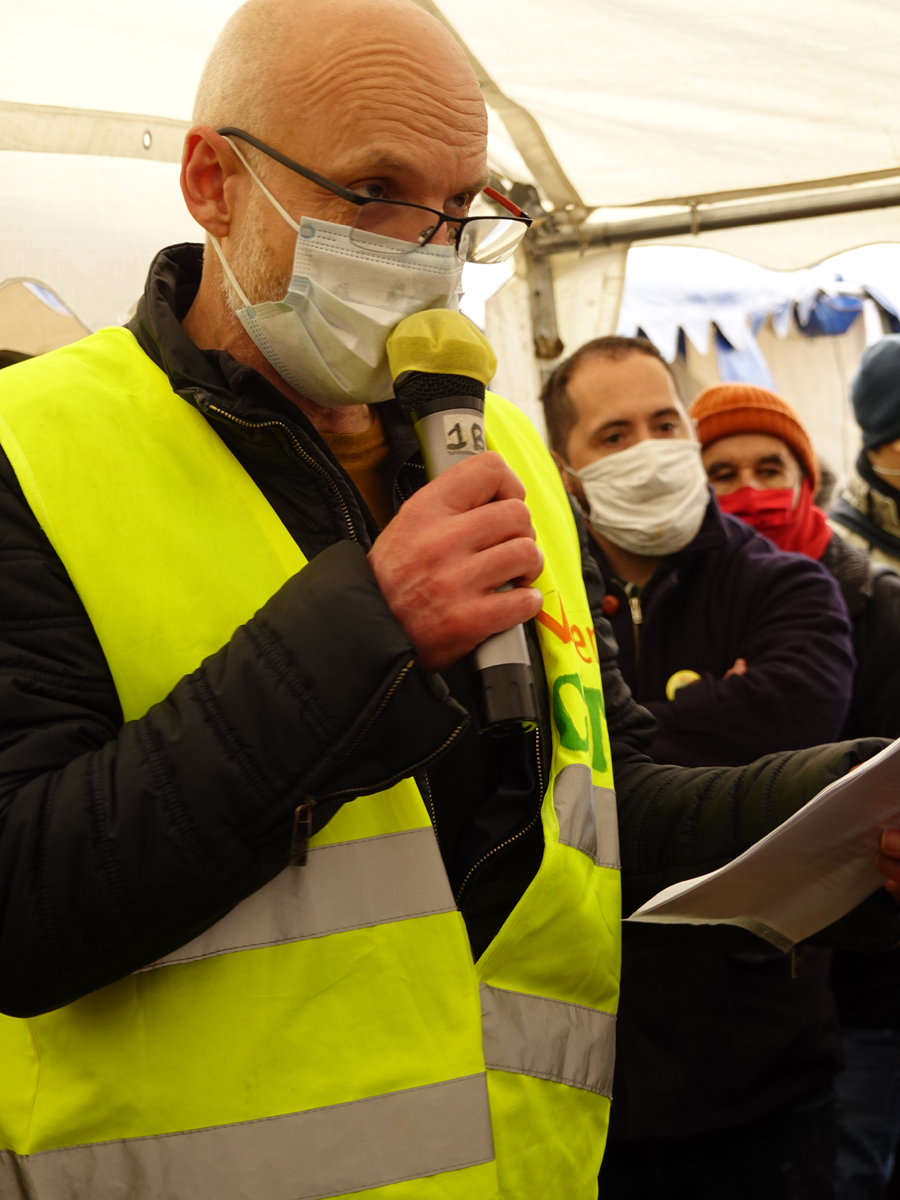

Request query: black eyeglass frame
[{"left": 216, "top": 126, "right": 533, "bottom": 253}]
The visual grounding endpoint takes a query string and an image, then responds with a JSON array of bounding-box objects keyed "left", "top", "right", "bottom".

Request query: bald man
[{"left": 0, "top": 3, "right": 895, "bottom": 1198}]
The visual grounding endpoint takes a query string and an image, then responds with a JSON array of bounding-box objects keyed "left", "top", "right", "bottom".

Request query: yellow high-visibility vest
[{"left": 0, "top": 327, "right": 620, "bottom": 1200}]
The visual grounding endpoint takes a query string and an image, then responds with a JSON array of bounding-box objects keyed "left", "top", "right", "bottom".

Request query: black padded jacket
[{"left": 0, "top": 244, "right": 893, "bottom": 1018}]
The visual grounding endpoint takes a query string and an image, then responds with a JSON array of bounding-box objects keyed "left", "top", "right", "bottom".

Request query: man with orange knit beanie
[
  {"left": 691, "top": 383, "right": 831, "bottom": 560},
  {"left": 693, "top": 381, "right": 900, "bottom": 1200},
  {"left": 691, "top": 382, "right": 900, "bottom": 740}
]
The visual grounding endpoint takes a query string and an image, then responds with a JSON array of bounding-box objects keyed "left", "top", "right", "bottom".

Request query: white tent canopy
[
  {"left": 435, "top": 0, "right": 900, "bottom": 209},
  {"left": 2, "top": 0, "right": 900, "bottom": 331}
]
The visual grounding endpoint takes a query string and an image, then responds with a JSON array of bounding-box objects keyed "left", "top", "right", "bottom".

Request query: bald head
[
  {"left": 193, "top": 0, "right": 484, "bottom": 152},
  {"left": 180, "top": 0, "right": 488, "bottom": 415}
]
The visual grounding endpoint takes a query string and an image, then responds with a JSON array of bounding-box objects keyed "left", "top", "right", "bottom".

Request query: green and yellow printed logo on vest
[{"left": 538, "top": 592, "right": 610, "bottom": 778}]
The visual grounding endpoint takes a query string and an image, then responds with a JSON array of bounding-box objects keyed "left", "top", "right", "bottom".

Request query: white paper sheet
[{"left": 626, "top": 739, "right": 900, "bottom": 952}]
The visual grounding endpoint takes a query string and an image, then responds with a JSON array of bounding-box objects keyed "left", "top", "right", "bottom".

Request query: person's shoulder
[
  {"left": 829, "top": 529, "right": 900, "bottom": 598},
  {"left": 0, "top": 329, "right": 145, "bottom": 406},
  {"left": 870, "top": 560, "right": 900, "bottom": 606},
  {"left": 822, "top": 531, "right": 871, "bottom": 584},
  {"left": 716, "top": 510, "right": 802, "bottom": 568},
  {"left": 718, "top": 511, "right": 840, "bottom": 591}
]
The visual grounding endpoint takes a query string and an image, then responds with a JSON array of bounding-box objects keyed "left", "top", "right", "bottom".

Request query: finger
[
  {"left": 426, "top": 453, "right": 526, "bottom": 514},
  {"left": 451, "top": 499, "right": 536, "bottom": 554},
  {"left": 463, "top": 586, "right": 545, "bottom": 644},
  {"left": 876, "top": 852, "right": 900, "bottom": 885},
  {"left": 885, "top": 879, "right": 900, "bottom": 903},
  {"left": 881, "top": 828, "right": 900, "bottom": 857},
  {"left": 468, "top": 538, "right": 545, "bottom": 592}
]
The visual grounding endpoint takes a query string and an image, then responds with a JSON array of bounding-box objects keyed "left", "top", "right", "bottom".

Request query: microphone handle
[{"left": 408, "top": 399, "right": 539, "bottom": 736}]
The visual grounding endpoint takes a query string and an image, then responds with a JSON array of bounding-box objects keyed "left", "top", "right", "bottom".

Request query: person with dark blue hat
[
  {"left": 829, "top": 334, "right": 900, "bottom": 1199},
  {"left": 832, "top": 334, "right": 900, "bottom": 569}
]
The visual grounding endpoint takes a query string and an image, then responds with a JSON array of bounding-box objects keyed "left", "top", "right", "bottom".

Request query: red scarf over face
[{"left": 716, "top": 478, "right": 832, "bottom": 560}]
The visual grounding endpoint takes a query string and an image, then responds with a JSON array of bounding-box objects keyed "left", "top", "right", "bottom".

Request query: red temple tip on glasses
[{"left": 483, "top": 186, "right": 524, "bottom": 217}]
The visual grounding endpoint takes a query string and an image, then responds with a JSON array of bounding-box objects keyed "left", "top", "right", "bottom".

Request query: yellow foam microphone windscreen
[{"left": 386, "top": 309, "right": 497, "bottom": 385}]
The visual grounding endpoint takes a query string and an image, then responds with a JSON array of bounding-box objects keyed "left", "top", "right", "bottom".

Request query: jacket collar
[
  {"left": 128, "top": 243, "right": 237, "bottom": 410},
  {"left": 127, "top": 243, "right": 422, "bottom": 498},
  {"left": 845, "top": 451, "right": 900, "bottom": 542}
]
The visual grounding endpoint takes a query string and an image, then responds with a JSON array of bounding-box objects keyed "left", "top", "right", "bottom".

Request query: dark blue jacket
[
  {"left": 591, "top": 496, "right": 857, "bottom": 1139},
  {"left": 595, "top": 496, "right": 855, "bottom": 769}
]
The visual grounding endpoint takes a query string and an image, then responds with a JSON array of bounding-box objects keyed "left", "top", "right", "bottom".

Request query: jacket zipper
[
  {"left": 207, "top": 404, "right": 357, "bottom": 543},
  {"left": 620, "top": 581, "right": 644, "bottom": 674},
  {"left": 420, "top": 772, "right": 440, "bottom": 848},
  {"left": 454, "top": 725, "right": 546, "bottom": 905},
  {"left": 395, "top": 459, "right": 426, "bottom": 507}
]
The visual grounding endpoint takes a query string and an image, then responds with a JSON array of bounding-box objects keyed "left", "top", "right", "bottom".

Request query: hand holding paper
[{"left": 627, "top": 738, "right": 900, "bottom": 952}]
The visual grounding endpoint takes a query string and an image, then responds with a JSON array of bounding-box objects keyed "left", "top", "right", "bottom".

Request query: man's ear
[
  {"left": 550, "top": 449, "right": 575, "bottom": 494},
  {"left": 180, "top": 126, "right": 242, "bottom": 240}
]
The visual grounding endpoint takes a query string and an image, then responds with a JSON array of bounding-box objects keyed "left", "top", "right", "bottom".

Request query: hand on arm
[{"left": 647, "top": 554, "right": 854, "bottom": 766}]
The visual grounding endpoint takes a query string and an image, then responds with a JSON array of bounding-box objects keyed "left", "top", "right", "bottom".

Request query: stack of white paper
[{"left": 626, "top": 738, "right": 900, "bottom": 951}]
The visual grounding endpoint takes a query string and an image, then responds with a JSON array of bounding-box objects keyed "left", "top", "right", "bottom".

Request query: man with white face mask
[
  {"left": 543, "top": 336, "right": 859, "bottom": 1199},
  {"left": 545, "top": 336, "right": 854, "bottom": 766},
  {"left": 0, "top": 4, "right": 897, "bottom": 1198}
]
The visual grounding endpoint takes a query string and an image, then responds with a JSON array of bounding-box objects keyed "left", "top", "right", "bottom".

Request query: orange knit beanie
[{"left": 689, "top": 383, "right": 819, "bottom": 492}]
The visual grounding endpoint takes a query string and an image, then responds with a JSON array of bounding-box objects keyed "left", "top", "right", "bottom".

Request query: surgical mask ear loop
[
  {"left": 208, "top": 235, "right": 253, "bottom": 309},
  {"left": 209, "top": 136, "right": 306, "bottom": 309},
  {"left": 224, "top": 137, "right": 301, "bottom": 233}
]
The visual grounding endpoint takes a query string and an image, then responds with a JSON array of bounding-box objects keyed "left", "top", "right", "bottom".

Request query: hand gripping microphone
[{"left": 386, "top": 309, "right": 539, "bottom": 736}]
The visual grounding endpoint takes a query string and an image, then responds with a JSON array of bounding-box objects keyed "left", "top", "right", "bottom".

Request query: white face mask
[
  {"left": 572, "top": 438, "right": 710, "bottom": 556},
  {"left": 210, "top": 142, "right": 464, "bottom": 408}
]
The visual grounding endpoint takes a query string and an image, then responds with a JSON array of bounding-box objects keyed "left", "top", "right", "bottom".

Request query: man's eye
[
  {"left": 356, "top": 183, "right": 387, "bottom": 200},
  {"left": 446, "top": 193, "right": 470, "bottom": 215}
]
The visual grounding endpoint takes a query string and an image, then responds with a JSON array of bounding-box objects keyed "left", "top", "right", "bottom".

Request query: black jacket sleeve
[
  {"left": 645, "top": 549, "right": 855, "bottom": 767},
  {"left": 853, "top": 565, "right": 900, "bottom": 739},
  {"left": 0, "top": 455, "right": 467, "bottom": 1017},
  {"left": 571, "top": 501, "right": 898, "bottom": 953}
]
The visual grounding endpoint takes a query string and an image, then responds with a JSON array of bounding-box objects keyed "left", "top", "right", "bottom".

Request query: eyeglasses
[{"left": 217, "top": 127, "right": 532, "bottom": 264}]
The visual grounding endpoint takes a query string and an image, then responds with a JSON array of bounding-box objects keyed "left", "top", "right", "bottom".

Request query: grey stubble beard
[{"left": 216, "top": 185, "right": 293, "bottom": 314}]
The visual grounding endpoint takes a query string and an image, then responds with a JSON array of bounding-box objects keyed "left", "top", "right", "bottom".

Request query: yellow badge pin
[{"left": 665, "top": 669, "right": 702, "bottom": 701}]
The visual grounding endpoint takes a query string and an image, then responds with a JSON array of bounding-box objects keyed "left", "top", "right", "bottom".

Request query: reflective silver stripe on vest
[
  {"left": 552, "top": 763, "right": 619, "bottom": 869},
  {"left": 0, "top": 1074, "right": 494, "bottom": 1200},
  {"left": 141, "top": 827, "right": 455, "bottom": 971},
  {"left": 480, "top": 983, "right": 615, "bottom": 1098}
]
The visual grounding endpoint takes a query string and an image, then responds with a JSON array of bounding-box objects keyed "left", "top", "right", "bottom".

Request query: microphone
[{"left": 386, "top": 310, "right": 539, "bottom": 736}]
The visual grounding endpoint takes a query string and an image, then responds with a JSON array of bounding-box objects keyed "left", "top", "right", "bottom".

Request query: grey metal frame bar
[{"left": 537, "top": 178, "right": 900, "bottom": 254}]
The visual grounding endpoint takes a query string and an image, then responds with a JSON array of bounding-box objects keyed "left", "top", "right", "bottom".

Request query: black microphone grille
[{"left": 394, "top": 371, "right": 485, "bottom": 409}]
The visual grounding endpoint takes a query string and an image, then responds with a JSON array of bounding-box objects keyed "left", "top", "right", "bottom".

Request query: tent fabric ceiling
[
  {"left": 434, "top": 0, "right": 900, "bottom": 209},
  {"left": 646, "top": 207, "right": 900, "bottom": 272},
  {"left": 4, "top": 0, "right": 900, "bottom": 208},
  {"left": 2, "top": 0, "right": 900, "bottom": 329}
]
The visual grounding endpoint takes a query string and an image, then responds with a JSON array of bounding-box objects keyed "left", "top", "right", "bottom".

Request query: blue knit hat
[{"left": 851, "top": 335, "right": 900, "bottom": 449}]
